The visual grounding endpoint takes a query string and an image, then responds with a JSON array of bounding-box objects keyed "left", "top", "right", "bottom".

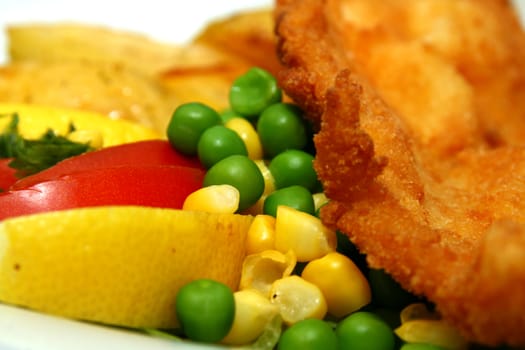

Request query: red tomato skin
[
  {"left": 11, "top": 140, "right": 203, "bottom": 190},
  {"left": 0, "top": 159, "right": 18, "bottom": 192},
  {"left": 0, "top": 165, "right": 204, "bottom": 221}
]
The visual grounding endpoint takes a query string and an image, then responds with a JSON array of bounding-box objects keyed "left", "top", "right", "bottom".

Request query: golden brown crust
[{"left": 276, "top": 0, "right": 525, "bottom": 346}]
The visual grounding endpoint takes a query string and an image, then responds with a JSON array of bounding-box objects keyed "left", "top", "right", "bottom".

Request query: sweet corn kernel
[
  {"left": 221, "top": 289, "right": 279, "bottom": 346},
  {"left": 239, "top": 250, "right": 296, "bottom": 296},
  {"left": 395, "top": 320, "right": 468, "bottom": 350},
  {"left": 255, "top": 160, "right": 276, "bottom": 196},
  {"left": 274, "top": 206, "right": 337, "bottom": 262},
  {"left": 400, "top": 303, "right": 440, "bottom": 324},
  {"left": 243, "top": 160, "right": 276, "bottom": 215},
  {"left": 182, "top": 185, "right": 240, "bottom": 213},
  {"left": 225, "top": 117, "right": 263, "bottom": 160},
  {"left": 301, "top": 252, "right": 371, "bottom": 318},
  {"left": 396, "top": 303, "right": 467, "bottom": 349},
  {"left": 67, "top": 129, "right": 103, "bottom": 149},
  {"left": 246, "top": 215, "right": 276, "bottom": 255},
  {"left": 270, "top": 275, "right": 327, "bottom": 325},
  {"left": 312, "top": 192, "right": 329, "bottom": 212}
]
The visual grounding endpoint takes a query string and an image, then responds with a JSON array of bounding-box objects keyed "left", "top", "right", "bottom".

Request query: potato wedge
[
  {"left": 159, "top": 45, "right": 254, "bottom": 112},
  {"left": 165, "top": 8, "right": 282, "bottom": 111},
  {"left": 3, "top": 9, "right": 281, "bottom": 131},
  {"left": 193, "top": 9, "right": 279, "bottom": 75},
  {"left": 7, "top": 23, "right": 185, "bottom": 76},
  {"left": 0, "top": 61, "right": 176, "bottom": 131}
]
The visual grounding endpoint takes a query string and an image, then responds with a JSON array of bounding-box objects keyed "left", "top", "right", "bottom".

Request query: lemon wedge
[
  {"left": 0, "top": 103, "right": 161, "bottom": 146},
  {"left": 0, "top": 206, "right": 253, "bottom": 328}
]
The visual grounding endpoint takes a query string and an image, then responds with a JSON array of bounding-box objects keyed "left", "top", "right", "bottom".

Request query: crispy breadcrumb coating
[{"left": 276, "top": 0, "right": 525, "bottom": 346}]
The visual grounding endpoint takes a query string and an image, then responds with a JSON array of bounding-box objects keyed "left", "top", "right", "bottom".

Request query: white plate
[
  {"left": 0, "top": 303, "right": 215, "bottom": 350},
  {"left": 0, "top": 1, "right": 524, "bottom": 350}
]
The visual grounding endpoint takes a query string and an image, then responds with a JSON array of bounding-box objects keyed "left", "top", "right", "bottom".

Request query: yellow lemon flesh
[
  {"left": 0, "top": 103, "right": 161, "bottom": 147},
  {"left": 0, "top": 206, "right": 253, "bottom": 328}
]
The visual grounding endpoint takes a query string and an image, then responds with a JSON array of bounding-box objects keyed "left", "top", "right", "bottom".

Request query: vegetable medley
[{"left": 0, "top": 67, "right": 480, "bottom": 350}]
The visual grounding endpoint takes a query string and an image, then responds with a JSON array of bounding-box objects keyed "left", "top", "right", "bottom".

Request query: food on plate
[
  {"left": 203, "top": 154, "right": 265, "bottom": 211},
  {"left": 2, "top": 11, "right": 277, "bottom": 132},
  {"left": 0, "top": 103, "right": 161, "bottom": 146},
  {"left": 0, "top": 164, "right": 205, "bottom": 220},
  {"left": 0, "top": 206, "right": 252, "bottom": 328},
  {"left": 301, "top": 252, "right": 371, "bottom": 318},
  {"left": 10, "top": 139, "right": 202, "bottom": 189},
  {"left": 276, "top": 0, "right": 525, "bottom": 152},
  {"left": 3, "top": 2, "right": 524, "bottom": 348},
  {"left": 7, "top": 23, "right": 186, "bottom": 76},
  {"left": 275, "top": 0, "right": 525, "bottom": 347},
  {"left": 1, "top": 59, "right": 404, "bottom": 348},
  {"left": 278, "top": 318, "right": 338, "bottom": 350},
  {"left": 0, "top": 61, "right": 177, "bottom": 131},
  {"left": 6, "top": 21, "right": 260, "bottom": 82},
  {"left": 221, "top": 288, "right": 279, "bottom": 346},
  {"left": 162, "top": 11, "right": 280, "bottom": 120},
  {"left": 336, "top": 311, "right": 397, "bottom": 350},
  {"left": 0, "top": 158, "right": 17, "bottom": 190},
  {"left": 0, "top": 103, "right": 161, "bottom": 190},
  {"left": 194, "top": 9, "right": 280, "bottom": 75},
  {"left": 175, "top": 278, "right": 236, "bottom": 343},
  {"left": 0, "top": 126, "right": 205, "bottom": 220}
]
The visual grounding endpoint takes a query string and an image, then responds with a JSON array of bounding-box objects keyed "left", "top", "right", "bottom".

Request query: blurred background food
[
  {"left": 1, "top": 2, "right": 524, "bottom": 133},
  {"left": 0, "top": 8, "right": 278, "bottom": 133}
]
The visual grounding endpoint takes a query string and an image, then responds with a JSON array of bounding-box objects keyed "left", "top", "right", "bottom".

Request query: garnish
[{"left": 0, "top": 113, "right": 92, "bottom": 178}]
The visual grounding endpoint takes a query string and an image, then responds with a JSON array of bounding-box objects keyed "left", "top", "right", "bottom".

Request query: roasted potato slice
[
  {"left": 5, "top": 24, "right": 247, "bottom": 130},
  {"left": 3, "top": 8, "right": 280, "bottom": 131},
  {"left": 193, "top": 9, "right": 280, "bottom": 75},
  {"left": 160, "top": 65, "right": 246, "bottom": 114},
  {"left": 0, "top": 61, "right": 176, "bottom": 131},
  {"left": 162, "top": 8, "right": 279, "bottom": 111},
  {"left": 7, "top": 23, "right": 185, "bottom": 76}
]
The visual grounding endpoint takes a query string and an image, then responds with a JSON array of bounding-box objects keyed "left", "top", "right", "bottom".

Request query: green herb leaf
[
  {"left": 239, "top": 314, "right": 283, "bottom": 350},
  {"left": 1, "top": 112, "right": 92, "bottom": 178},
  {"left": 0, "top": 113, "right": 21, "bottom": 158}
]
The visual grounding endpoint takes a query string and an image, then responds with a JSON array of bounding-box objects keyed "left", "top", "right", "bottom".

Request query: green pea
[
  {"left": 336, "top": 311, "right": 396, "bottom": 350},
  {"left": 197, "top": 125, "right": 248, "bottom": 169},
  {"left": 167, "top": 102, "right": 221, "bottom": 155},
  {"left": 220, "top": 108, "right": 238, "bottom": 123},
  {"left": 229, "top": 67, "right": 282, "bottom": 118},
  {"left": 203, "top": 155, "right": 264, "bottom": 211},
  {"left": 368, "top": 269, "right": 417, "bottom": 310},
  {"left": 278, "top": 319, "right": 338, "bottom": 350},
  {"left": 263, "top": 185, "right": 315, "bottom": 217},
  {"left": 175, "top": 279, "right": 235, "bottom": 343},
  {"left": 269, "top": 149, "right": 321, "bottom": 191},
  {"left": 400, "top": 344, "right": 446, "bottom": 350},
  {"left": 257, "top": 103, "right": 307, "bottom": 158}
]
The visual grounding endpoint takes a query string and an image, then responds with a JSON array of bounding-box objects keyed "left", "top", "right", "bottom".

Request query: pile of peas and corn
[{"left": 164, "top": 67, "right": 467, "bottom": 350}]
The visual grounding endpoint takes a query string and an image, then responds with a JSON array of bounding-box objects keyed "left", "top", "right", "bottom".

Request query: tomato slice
[
  {"left": 0, "top": 165, "right": 205, "bottom": 221},
  {"left": 12, "top": 140, "right": 203, "bottom": 190},
  {"left": 0, "top": 158, "right": 17, "bottom": 192}
]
